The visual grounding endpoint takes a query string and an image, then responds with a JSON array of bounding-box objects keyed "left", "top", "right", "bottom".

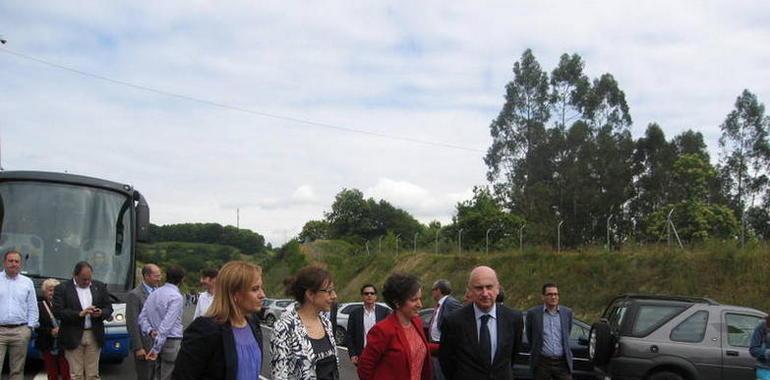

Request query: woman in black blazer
[
  {"left": 173, "top": 261, "right": 266, "bottom": 380},
  {"left": 37, "top": 278, "right": 71, "bottom": 380}
]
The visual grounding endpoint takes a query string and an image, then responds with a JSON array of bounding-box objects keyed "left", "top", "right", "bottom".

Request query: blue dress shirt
[
  {"left": 542, "top": 306, "right": 564, "bottom": 357},
  {"left": 138, "top": 283, "right": 184, "bottom": 354},
  {"left": 0, "top": 271, "right": 39, "bottom": 328},
  {"left": 473, "top": 303, "right": 497, "bottom": 362}
]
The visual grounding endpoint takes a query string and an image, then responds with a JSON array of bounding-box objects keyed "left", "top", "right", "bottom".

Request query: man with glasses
[
  {"left": 345, "top": 284, "right": 390, "bottom": 366},
  {"left": 525, "top": 282, "right": 574, "bottom": 380}
]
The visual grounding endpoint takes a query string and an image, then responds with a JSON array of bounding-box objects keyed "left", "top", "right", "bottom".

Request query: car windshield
[{"left": 0, "top": 181, "right": 132, "bottom": 292}]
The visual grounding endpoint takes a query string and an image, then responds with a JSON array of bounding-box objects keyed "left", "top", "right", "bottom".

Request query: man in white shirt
[
  {"left": 428, "top": 279, "right": 462, "bottom": 380},
  {"left": 192, "top": 268, "right": 217, "bottom": 319},
  {"left": 345, "top": 284, "right": 389, "bottom": 365},
  {"left": 0, "top": 250, "right": 39, "bottom": 380}
]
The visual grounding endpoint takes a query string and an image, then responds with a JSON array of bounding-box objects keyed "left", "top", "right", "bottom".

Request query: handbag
[{"left": 42, "top": 301, "right": 61, "bottom": 354}]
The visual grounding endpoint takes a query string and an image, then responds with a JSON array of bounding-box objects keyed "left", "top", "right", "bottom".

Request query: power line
[{"left": 0, "top": 47, "right": 485, "bottom": 153}]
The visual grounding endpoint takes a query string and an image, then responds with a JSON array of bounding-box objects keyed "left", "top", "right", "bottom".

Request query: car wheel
[
  {"left": 335, "top": 327, "right": 346, "bottom": 346},
  {"left": 589, "top": 321, "right": 613, "bottom": 366},
  {"left": 647, "top": 371, "right": 684, "bottom": 380},
  {"left": 266, "top": 314, "right": 276, "bottom": 327}
]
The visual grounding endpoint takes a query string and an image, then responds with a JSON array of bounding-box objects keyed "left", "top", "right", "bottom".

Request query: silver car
[
  {"left": 589, "top": 294, "right": 766, "bottom": 380},
  {"left": 263, "top": 298, "right": 295, "bottom": 327}
]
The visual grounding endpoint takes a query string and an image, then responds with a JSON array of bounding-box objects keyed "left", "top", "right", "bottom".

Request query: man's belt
[{"left": 0, "top": 323, "right": 26, "bottom": 328}]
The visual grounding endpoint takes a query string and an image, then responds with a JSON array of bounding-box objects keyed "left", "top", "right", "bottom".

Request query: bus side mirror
[{"left": 135, "top": 192, "right": 151, "bottom": 242}]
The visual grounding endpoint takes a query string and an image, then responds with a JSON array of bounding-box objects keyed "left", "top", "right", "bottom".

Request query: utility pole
[
  {"left": 485, "top": 228, "right": 493, "bottom": 255},
  {"left": 236, "top": 208, "right": 240, "bottom": 229},
  {"left": 435, "top": 230, "right": 440, "bottom": 254},
  {"left": 413, "top": 232, "right": 419, "bottom": 253},
  {"left": 457, "top": 229, "right": 464, "bottom": 255}
]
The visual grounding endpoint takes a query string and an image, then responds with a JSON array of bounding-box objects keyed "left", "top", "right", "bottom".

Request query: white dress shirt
[
  {"left": 193, "top": 291, "right": 214, "bottom": 319},
  {"left": 362, "top": 305, "right": 377, "bottom": 346},
  {"left": 430, "top": 295, "right": 449, "bottom": 342},
  {"left": 74, "top": 279, "right": 93, "bottom": 329}
]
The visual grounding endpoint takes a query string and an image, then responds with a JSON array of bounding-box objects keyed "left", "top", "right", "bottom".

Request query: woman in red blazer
[{"left": 357, "top": 273, "right": 436, "bottom": 380}]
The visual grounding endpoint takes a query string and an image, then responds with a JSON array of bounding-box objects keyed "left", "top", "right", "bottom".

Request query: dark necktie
[{"left": 480, "top": 314, "right": 492, "bottom": 366}]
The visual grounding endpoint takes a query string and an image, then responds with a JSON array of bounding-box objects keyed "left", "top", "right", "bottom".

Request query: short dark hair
[
  {"left": 382, "top": 273, "right": 421, "bottom": 310},
  {"left": 360, "top": 284, "right": 377, "bottom": 295},
  {"left": 166, "top": 266, "right": 186, "bottom": 285},
  {"left": 3, "top": 250, "right": 21, "bottom": 261},
  {"left": 73, "top": 261, "right": 93, "bottom": 276},
  {"left": 201, "top": 268, "right": 218, "bottom": 279},
  {"left": 542, "top": 282, "right": 558, "bottom": 295},
  {"left": 432, "top": 279, "right": 452, "bottom": 296},
  {"left": 285, "top": 266, "right": 332, "bottom": 304},
  {"left": 496, "top": 287, "right": 505, "bottom": 303}
]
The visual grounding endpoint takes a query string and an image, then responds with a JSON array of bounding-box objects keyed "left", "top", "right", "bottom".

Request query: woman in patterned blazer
[{"left": 271, "top": 266, "right": 339, "bottom": 380}]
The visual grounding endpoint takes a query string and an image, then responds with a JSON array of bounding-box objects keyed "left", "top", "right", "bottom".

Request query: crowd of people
[{"left": 4, "top": 247, "right": 770, "bottom": 379}]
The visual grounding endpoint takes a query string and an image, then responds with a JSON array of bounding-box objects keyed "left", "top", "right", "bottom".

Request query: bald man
[
  {"left": 127, "top": 264, "right": 161, "bottom": 380},
  {"left": 439, "top": 266, "right": 523, "bottom": 380}
]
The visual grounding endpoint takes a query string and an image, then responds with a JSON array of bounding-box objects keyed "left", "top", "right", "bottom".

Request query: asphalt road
[{"left": 22, "top": 304, "right": 359, "bottom": 380}]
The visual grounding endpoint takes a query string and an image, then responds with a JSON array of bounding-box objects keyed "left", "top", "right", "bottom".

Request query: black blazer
[
  {"left": 346, "top": 304, "right": 390, "bottom": 358},
  {"left": 36, "top": 300, "right": 59, "bottom": 352},
  {"left": 172, "top": 315, "right": 264, "bottom": 380},
  {"left": 439, "top": 303, "right": 524, "bottom": 380},
  {"left": 52, "top": 279, "right": 113, "bottom": 350}
]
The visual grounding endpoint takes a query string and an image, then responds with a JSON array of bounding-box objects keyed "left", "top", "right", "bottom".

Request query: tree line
[
  {"left": 300, "top": 49, "right": 769, "bottom": 250},
  {"left": 148, "top": 223, "right": 267, "bottom": 255}
]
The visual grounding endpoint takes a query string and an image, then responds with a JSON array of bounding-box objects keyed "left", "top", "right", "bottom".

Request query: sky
[{"left": 1, "top": 1, "right": 769, "bottom": 245}]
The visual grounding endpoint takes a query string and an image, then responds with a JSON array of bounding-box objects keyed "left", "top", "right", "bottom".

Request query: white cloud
[
  {"left": 366, "top": 178, "right": 473, "bottom": 223},
  {"left": 1, "top": 1, "right": 769, "bottom": 245}
]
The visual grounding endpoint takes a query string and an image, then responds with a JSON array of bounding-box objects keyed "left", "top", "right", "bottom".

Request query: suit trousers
[
  {"left": 431, "top": 356, "right": 447, "bottom": 380},
  {"left": 133, "top": 352, "right": 153, "bottom": 380},
  {"left": 65, "top": 330, "right": 101, "bottom": 380},
  {"left": 151, "top": 338, "right": 181, "bottom": 380},
  {"left": 0, "top": 325, "right": 31, "bottom": 380},
  {"left": 534, "top": 356, "right": 572, "bottom": 380}
]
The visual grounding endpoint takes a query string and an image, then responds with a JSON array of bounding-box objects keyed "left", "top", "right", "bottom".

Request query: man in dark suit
[
  {"left": 346, "top": 284, "right": 390, "bottom": 365},
  {"left": 428, "top": 279, "right": 462, "bottom": 380},
  {"left": 525, "top": 283, "right": 574, "bottom": 380},
  {"left": 126, "top": 263, "right": 161, "bottom": 380},
  {"left": 53, "top": 261, "right": 114, "bottom": 380},
  {"left": 439, "top": 266, "right": 523, "bottom": 380}
]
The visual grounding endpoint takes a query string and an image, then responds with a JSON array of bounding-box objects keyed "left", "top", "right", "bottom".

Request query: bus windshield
[{"left": 0, "top": 181, "right": 132, "bottom": 291}]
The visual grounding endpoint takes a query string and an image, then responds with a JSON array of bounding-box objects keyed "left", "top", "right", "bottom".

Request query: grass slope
[{"left": 262, "top": 240, "right": 770, "bottom": 321}]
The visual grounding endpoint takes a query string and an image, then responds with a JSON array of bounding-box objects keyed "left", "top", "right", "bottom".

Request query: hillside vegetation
[{"left": 262, "top": 240, "right": 770, "bottom": 322}]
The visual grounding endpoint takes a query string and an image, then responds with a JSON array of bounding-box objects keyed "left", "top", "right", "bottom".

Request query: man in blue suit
[{"left": 525, "top": 283, "right": 573, "bottom": 380}]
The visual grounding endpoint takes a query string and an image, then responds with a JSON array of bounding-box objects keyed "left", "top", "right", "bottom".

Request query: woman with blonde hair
[
  {"left": 173, "top": 261, "right": 265, "bottom": 380},
  {"left": 37, "top": 278, "right": 70, "bottom": 380},
  {"left": 271, "top": 266, "right": 339, "bottom": 380}
]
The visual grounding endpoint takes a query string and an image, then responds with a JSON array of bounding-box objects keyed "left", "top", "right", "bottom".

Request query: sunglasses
[{"left": 362, "top": 292, "right": 376, "bottom": 296}]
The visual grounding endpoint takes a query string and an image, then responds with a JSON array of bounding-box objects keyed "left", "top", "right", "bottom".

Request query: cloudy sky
[{"left": 1, "top": 1, "right": 769, "bottom": 245}]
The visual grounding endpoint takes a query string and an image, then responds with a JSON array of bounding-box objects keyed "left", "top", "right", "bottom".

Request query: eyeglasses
[
  {"left": 318, "top": 288, "right": 336, "bottom": 294},
  {"left": 362, "top": 292, "right": 376, "bottom": 296}
]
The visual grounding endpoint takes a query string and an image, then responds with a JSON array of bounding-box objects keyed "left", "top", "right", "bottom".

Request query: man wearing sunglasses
[{"left": 346, "top": 284, "right": 390, "bottom": 366}]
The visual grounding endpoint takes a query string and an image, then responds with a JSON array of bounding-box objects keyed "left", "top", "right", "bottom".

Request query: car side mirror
[{"left": 134, "top": 192, "right": 150, "bottom": 243}]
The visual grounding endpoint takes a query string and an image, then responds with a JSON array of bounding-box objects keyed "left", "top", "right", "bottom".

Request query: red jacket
[{"left": 357, "top": 313, "right": 434, "bottom": 380}]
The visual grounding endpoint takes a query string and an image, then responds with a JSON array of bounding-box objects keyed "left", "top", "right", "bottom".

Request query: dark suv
[{"left": 589, "top": 294, "right": 766, "bottom": 380}]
